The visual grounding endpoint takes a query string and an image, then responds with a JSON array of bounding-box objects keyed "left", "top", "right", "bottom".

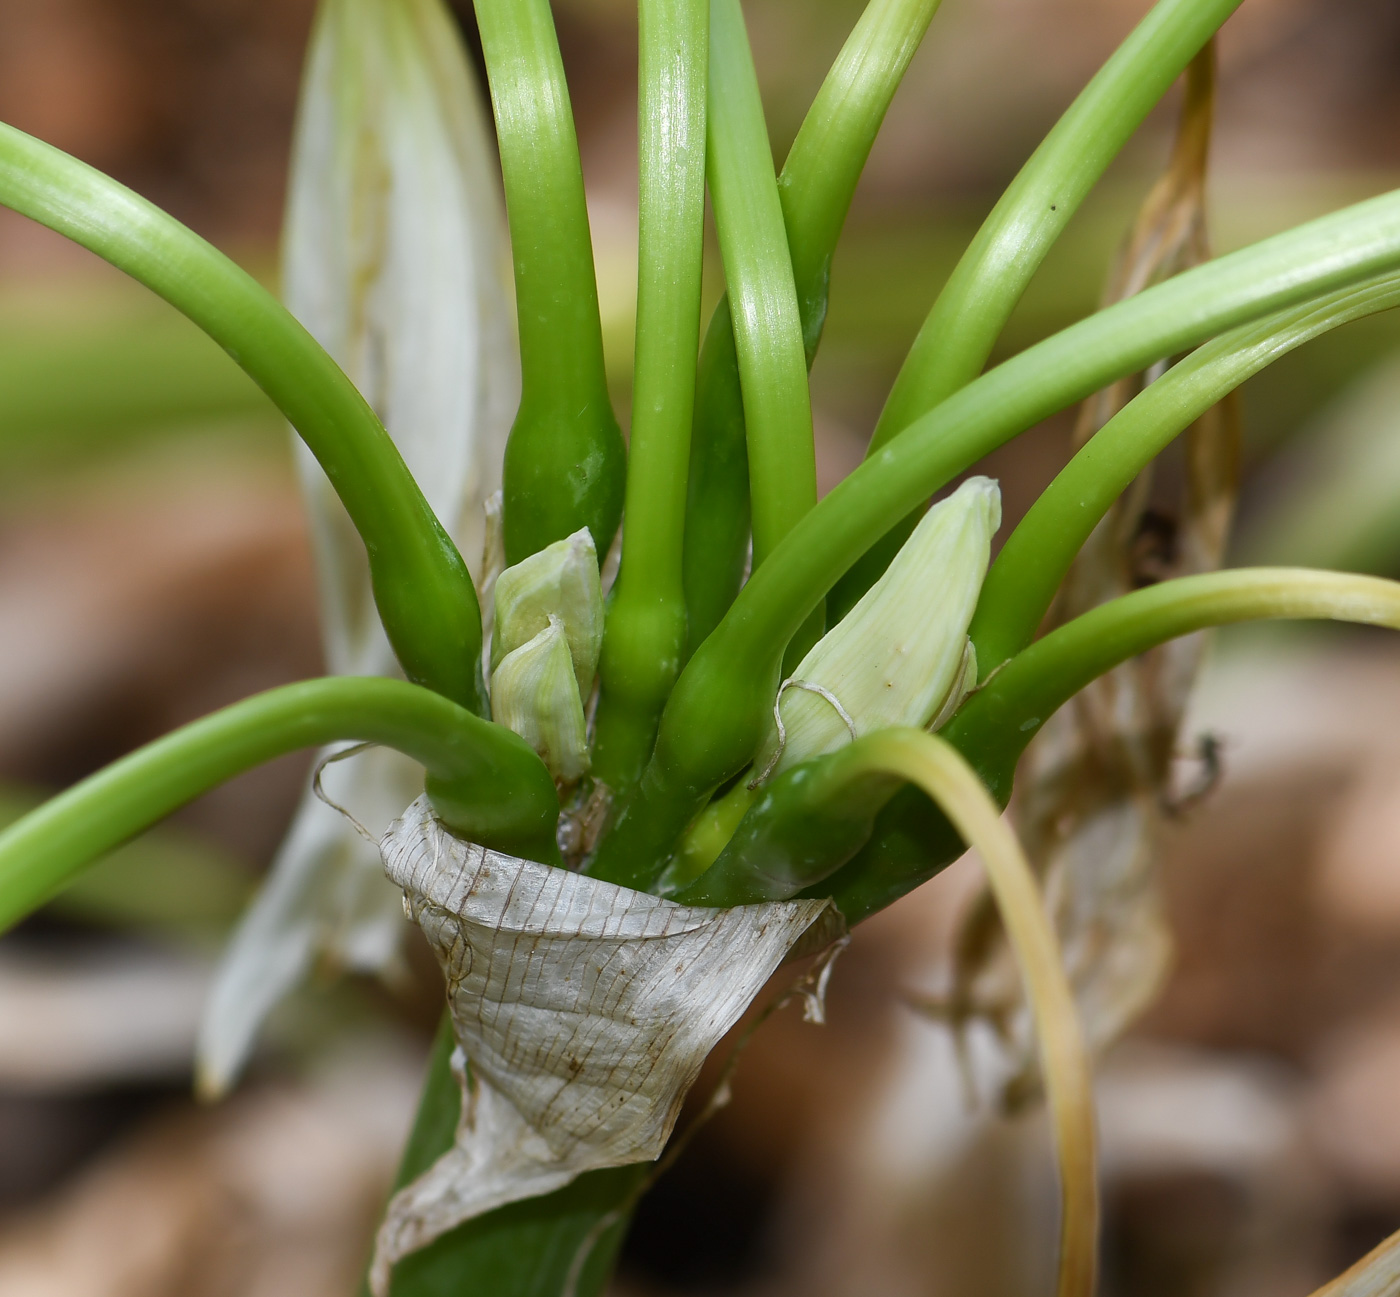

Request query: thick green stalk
[
  {"left": 0, "top": 678, "right": 561, "bottom": 934},
  {"left": 778, "top": 0, "right": 944, "bottom": 359},
  {"left": 715, "top": 269, "right": 1400, "bottom": 913},
  {"left": 593, "top": 0, "right": 709, "bottom": 791},
  {"left": 970, "top": 270, "right": 1400, "bottom": 672},
  {"left": 0, "top": 123, "right": 485, "bottom": 712},
  {"left": 682, "top": 310, "right": 752, "bottom": 655},
  {"left": 831, "top": 0, "right": 1244, "bottom": 618},
  {"left": 877, "top": 0, "right": 1241, "bottom": 439},
  {"left": 706, "top": 0, "right": 816, "bottom": 571},
  {"left": 475, "top": 0, "right": 627, "bottom": 563},
  {"left": 683, "top": 0, "right": 941, "bottom": 651},
  {"left": 589, "top": 186, "right": 1400, "bottom": 888}
]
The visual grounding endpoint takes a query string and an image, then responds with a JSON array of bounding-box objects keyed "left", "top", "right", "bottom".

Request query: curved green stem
[
  {"left": 0, "top": 122, "right": 485, "bottom": 712},
  {"left": 682, "top": 0, "right": 941, "bottom": 653},
  {"left": 0, "top": 678, "right": 560, "bottom": 933},
  {"left": 876, "top": 0, "right": 1240, "bottom": 441},
  {"left": 778, "top": 0, "right": 944, "bottom": 360},
  {"left": 593, "top": 0, "right": 709, "bottom": 791},
  {"left": 948, "top": 567, "right": 1400, "bottom": 801},
  {"left": 474, "top": 0, "right": 627, "bottom": 563},
  {"left": 825, "top": 566, "right": 1400, "bottom": 927},
  {"left": 590, "top": 187, "right": 1400, "bottom": 887},
  {"left": 706, "top": 0, "right": 816, "bottom": 571},
  {"left": 832, "top": 0, "right": 1243, "bottom": 616},
  {"left": 705, "top": 729, "right": 1096, "bottom": 1297},
  {"left": 873, "top": 733, "right": 1099, "bottom": 1297},
  {"left": 970, "top": 270, "right": 1400, "bottom": 672}
]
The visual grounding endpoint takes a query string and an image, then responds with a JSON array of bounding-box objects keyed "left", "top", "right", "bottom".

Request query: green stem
[
  {"left": 593, "top": 0, "right": 709, "bottom": 791},
  {"left": 0, "top": 678, "right": 560, "bottom": 933},
  {"left": 778, "top": 0, "right": 944, "bottom": 360},
  {"left": 591, "top": 186, "right": 1400, "bottom": 887},
  {"left": 474, "top": 0, "right": 627, "bottom": 563},
  {"left": 681, "top": 0, "right": 943, "bottom": 653},
  {"left": 970, "top": 270, "right": 1400, "bottom": 672},
  {"left": 949, "top": 567, "right": 1400, "bottom": 802},
  {"left": 877, "top": 0, "right": 1241, "bottom": 440},
  {"left": 824, "top": 566, "right": 1400, "bottom": 926},
  {"left": 706, "top": 0, "right": 816, "bottom": 571},
  {"left": 681, "top": 309, "right": 752, "bottom": 655},
  {"left": 832, "top": 0, "right": 1243, "bottom": 617},
  {"left": 0, "top": 122, "right": 485, "bottom": 712}
]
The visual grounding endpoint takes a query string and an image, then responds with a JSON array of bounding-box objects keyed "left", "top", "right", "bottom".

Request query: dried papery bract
[
  {"left": 944, "top": 46, "right": 1234, "bottom": 1102},
  {"left": 1305, "top": 1224, "right": 1400, "bottom": 1297},
  {"left": 368, "top": 797, "right": 832, "bottom": 1293},
  {"left": 198, "top": 0, "right": 517, "bottom": 1097}
]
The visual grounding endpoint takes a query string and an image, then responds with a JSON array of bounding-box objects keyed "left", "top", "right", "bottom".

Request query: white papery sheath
[
  {"left": 368, "top": 798, "right": 832, "bottom": 1293},
  {"left": 198, "top": 0, "right": 517, "bottom": 1098}
]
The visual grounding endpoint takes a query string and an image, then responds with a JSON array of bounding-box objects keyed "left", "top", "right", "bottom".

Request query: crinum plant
[{"left": 4, "top": 1, "right": 1400, "bottom": 1295}]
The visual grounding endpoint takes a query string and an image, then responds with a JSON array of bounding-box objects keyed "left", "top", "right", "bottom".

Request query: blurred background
[{"left": 2, "top": 0, "right": 1400, "bottom": 1293}]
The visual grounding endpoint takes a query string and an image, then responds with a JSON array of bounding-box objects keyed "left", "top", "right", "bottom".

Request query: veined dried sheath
[
  {"left": 198, "top": 0, "right": 516, "bottom": 1098},
  {"left": 370, "top": 797, "right": 831, "bottom": 1291}
]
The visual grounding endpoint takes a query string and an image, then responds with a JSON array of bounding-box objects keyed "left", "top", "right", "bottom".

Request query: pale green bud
[
  {"left": 491, "top": 616, "right": 590, "bottom": 784},
  {"left": 492, "top": 528, "right": 603, "bottom": 695},
  {"left": 757, "top": 476, "right": 1001, "bottom": 778}
]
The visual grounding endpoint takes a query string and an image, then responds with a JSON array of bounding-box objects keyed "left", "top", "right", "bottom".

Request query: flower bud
[
  {"left": 757, "top": 476, "right": 1000, "bottom": 778},
  {"left": 491, "top": 615, "right": 590, "bottom": 784},
  {"left": 492, "top": 528, "right": 604, "bottom": 695}
]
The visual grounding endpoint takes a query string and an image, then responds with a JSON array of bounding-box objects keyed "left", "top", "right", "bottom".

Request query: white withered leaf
[
  {"left": 490, "top": 616, "right": 590, "bottom": 784},
  {"left": 198, "top": 0, "right": 517, "bottom": 1098},
  {"left": 368, "top": 799, "right": 832, "bottom": 1292},
  {"left": 197, "top": 744, "right": 423, "bottom": 1099},
  {"left": 290, "top": 0, "right": 516, "bottom": 633},
  {"left": 491, "top": 528, "right": 604, "bottom": 695},
  {"left": 757, "top": 476, "right": 1000, "bottom": 778}
]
